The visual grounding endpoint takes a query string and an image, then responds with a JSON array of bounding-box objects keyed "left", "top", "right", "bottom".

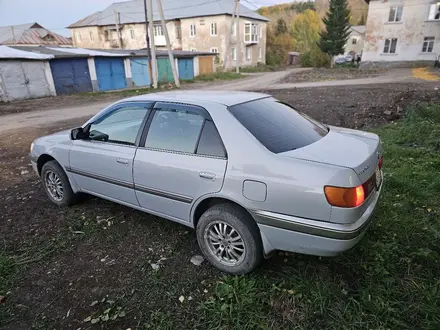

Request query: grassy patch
[
  {"left": 240, "top": 64, "right": 284, "bottom": 73},
  {"left": 199, "top": 102, "right": 440, "bottom": 329},
  {"left": 194, "top": 72, "right": 243, "bottom": 82}
]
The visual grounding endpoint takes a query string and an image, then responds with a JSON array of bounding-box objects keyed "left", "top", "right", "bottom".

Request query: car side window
[
  {"left": 196, "top": 120, "right": 226, "bottom": 158},
  {"left": 145, "top": 106, "right": 205, "bottom": 153},
  {"left": 89, "top": 103, "right": 151, "bottom": 145}
]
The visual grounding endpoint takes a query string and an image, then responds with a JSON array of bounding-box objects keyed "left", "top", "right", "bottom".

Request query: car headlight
[{"left": 30, "top": 142, "right": 35, "bottom": 153}]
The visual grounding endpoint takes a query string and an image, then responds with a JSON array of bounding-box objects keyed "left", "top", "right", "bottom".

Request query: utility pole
[
  {"left": 11, "top": 26, "right": 17, "bottom": 45},
  {"left": 223, "top": 1, "right": 238, "bottom": 71},
  {"left": 235, "top": 0, "right": 241, "bottom": 74},
  {"left": 114, "top": 9, "right": 123, "bottom": 48},
  {"left": 147, "top": 0, "right": 158, "bottom": 88},
  {"left": 156, "top": 0, "right": 180, "bottom": 87},
  {"left": 143, "top": 0, "right": 153, "bottom": 86}
]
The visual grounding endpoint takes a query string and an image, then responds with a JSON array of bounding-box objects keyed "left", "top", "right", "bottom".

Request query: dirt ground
[
  {"left": 0, "top": 83, "right": 439, "bottom": 329},
  {"left": 280, "top": 67, "right": 386, "bottom": 83}
]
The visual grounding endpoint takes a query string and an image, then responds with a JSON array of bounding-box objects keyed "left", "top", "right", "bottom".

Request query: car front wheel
[
  {"left": 41, "top": 160, "right": 76, "bottom": 207},
  {"left": 196, "top": 203, "right": 263, "bottom": 275}
]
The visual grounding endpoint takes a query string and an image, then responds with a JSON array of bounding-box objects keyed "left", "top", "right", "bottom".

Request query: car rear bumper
[{"left": 252, "top": 183, "right": 382, "bottom": 256}]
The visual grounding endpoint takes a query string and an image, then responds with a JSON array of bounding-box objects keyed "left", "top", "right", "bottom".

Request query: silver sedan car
[{"left": 30, "top": 91, "right": 383, "bottom": 274}]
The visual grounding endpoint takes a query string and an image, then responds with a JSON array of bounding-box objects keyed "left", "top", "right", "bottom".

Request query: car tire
[
  {"left": 196, "top": 203, "right": 263, "bottom": 275},
  {"left": 41, "top": 160, "right": 76, "bottom": 207}
]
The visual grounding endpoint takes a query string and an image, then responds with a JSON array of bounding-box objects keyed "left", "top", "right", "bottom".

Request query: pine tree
[
  {"left": 319, "top": 0, "right": 351, "bottom": 60},
  {"left": 275, "top": 19, "right": 288, "bottom": 35}
]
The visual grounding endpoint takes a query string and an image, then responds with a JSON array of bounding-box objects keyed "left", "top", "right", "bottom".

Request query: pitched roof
[
  {"left": 69, "top": 0, "right": 268, "bottom": 28},
  {"left": 0, "top": 22, "right": 72, "bottom": 46},
  {"left": 350, "top": 25, "right": 366, "bottom": 35}
]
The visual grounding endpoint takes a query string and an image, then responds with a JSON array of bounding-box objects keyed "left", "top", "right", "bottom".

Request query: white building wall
[
  {"left": 180, "top": 15, "right": 267, "bottom": 69},
  {"left": 363, "top": 0, "right": 440, "bottom": 63},
  {"left": 70, "top": 22, "right": 181, "bottom": 50}
]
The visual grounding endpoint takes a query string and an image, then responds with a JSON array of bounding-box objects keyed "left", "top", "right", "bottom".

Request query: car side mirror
[{"left": 71, "top": 127, "right": 87, "bottom": 140}]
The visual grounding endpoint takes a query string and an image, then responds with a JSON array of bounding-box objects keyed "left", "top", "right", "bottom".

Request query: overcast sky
[{"left": 0, "top": 0, "right": 289, "bottom": 36}]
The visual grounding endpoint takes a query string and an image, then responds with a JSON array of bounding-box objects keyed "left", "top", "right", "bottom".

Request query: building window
[
  {"left": 76, "top": 32, "right": 82, "bottom": 41},
  {"left": 428, "top": 3, "right": 440, "bottom": 20},
  {"left": 176, "top": 26, "right": 181, "bottom": 39},
  {"left": 244, "top": 23, "right": 259, "bottom": 43},
  {"left": 190, "top": 24, "right": 196, "bottom": 37},
  {"left": 210, "top": 47, "right": 218, "bottom": 54},
  {"left": 211, "top": 22, "right": 217, "bottom": 36},
  {"left": 422, "top": 37, "right": 435, "bottom": 53},
  {"left": 258, "top": 47, "right": 262, "bottom": 59},
  {"left": 352, "top": 38, "right": 357, "bottom": 45},
  {"left": 232, "top": 22, "right": 236, "bottom": 36},
  {"left": 388, "top": 6, "right": 403, "bottom": 22},
  {"left": 154, "top": 25, "right": 163, "bottom": 36},
  {"left": 246, "top": 47, "right": 251, "bottom": 60},
  {"left": 130, "top": 29, "right": 135, "bottom": 39},
  {"left": 259, "top": 25, "right": 262, "bottom": 38},
  {"left": 89, "top": 32, "right": 94, "bottom": 41},
  {"left": 383, "top": 38, "right": 398, "bottom": 54},
  {"left": 231, "top": 47, "right": 236, "bottom": 60}
]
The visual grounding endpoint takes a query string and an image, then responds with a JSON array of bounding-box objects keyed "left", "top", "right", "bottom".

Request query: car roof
[{"left": 123, "top": 90, "right": 270, "bottom": 107}]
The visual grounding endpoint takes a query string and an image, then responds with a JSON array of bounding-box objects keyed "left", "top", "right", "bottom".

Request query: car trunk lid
[{"left": 280, "top": 126, "right": 381, "bottom": 183}]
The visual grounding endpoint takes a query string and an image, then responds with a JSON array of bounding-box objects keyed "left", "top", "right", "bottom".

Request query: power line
[{"left": 243, "top": 0, "right": 260, "bottom": 10}]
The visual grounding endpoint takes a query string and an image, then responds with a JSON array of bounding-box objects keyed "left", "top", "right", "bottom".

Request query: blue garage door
[
  {"left": 130, "top": 57, "right": 150, "bottom": 87},
  {"left": 178, "top": 58, "right": 194, "bottom": 80},
  {"left": 95, "top": 57, "right": 126, "bottom": 91},
  {"left": 50, "top": 58, "right": 93, "bottom": 94}
]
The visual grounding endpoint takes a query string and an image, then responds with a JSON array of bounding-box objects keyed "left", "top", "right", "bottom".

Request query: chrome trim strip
[
  {"left": 66, "top": 167, "right": 193, "bottom": 204},
  {"left": 253, "top": 186, "right": 381, "bottom": 240},
  {"left": 66, "top": 167, "right": 134, "bottom": 189},
  {"left": 255, "top": 212, "right": 371, "bottom": 240},
  {"left": 135, "top": 184, "right": 193, "bottom": 204}
]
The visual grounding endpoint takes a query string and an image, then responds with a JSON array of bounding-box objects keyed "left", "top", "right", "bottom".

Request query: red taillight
[
  {"left": 324, "top": 185, "right": 365, "bottom": 208},
  {"left": 378, "top": 156, "right": 383, "bottom": 169}
]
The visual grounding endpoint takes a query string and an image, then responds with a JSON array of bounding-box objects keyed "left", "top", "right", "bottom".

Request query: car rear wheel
[
  {"left": 196, "top": 203, "right": 263, "bottom": 275},
  {"left": 41, "top": 160, "right": 76, "bottom": 207}
]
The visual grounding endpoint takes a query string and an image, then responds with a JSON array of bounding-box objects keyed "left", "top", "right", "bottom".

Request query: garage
[
  {"left": 198, "top": 56, "right": 214, "bottom": 75},
  {"left": 94, "top": 57, "right": 126, "bottom": 91},
  {"left": 130, "top": 57, "right": 150, "bottom": 87},
  {"left": 0, "top": 48, "right": 56, "bottom": 102},
  {"left": 177, "top": 58, "right": 194, "bottom": 80},
  {"left": 157, "top": 58, "right": 173, "bottom": 83},
  {"left": 50, "top": 58, "right": 92, "bottom": 94}
]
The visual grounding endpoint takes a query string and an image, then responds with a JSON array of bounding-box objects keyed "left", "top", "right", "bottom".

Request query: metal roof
[
  {"left": 69, "top": 0, "right": 268, "bottom": 28},
  {"left": 0, "top": 46, "right": 54, "bottom": 60},
  {"left": 0, "top": 22, "right": 72, "bottom": 46},
  {"left": 350, "top": 25, "right": 366, "bottom": 35},
  {"left": 8, "top": 46, "right": 214, "bottom": 59}
]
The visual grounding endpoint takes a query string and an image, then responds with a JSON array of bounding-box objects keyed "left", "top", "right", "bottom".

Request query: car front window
[
  {"left": 89, "top": 103, "right": 151, "bottom": 145},
  {"left": 229, "top": 98, "right": 328, "bottom": 153}
]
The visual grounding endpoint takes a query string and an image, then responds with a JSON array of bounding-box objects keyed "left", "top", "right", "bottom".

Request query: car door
[
  {"left": 133, "top": 102, "right": 227, "bottom": 223},
  {"left": 68, "top": 102, "right": 153, "bottom": 206}
]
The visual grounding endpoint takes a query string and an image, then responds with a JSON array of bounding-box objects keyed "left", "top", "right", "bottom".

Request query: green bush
[{"left": 301, "top": 48, "right": 331, "bottom": 67}]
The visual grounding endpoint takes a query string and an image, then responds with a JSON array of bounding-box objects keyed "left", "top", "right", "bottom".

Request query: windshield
[{"left": 229, "top": 98, "right": 328, "bottom": 153}]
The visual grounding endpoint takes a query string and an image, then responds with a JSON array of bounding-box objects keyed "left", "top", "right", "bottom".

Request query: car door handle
[
  {"left": 199, "top": 172, "right": 215, "bottom": 180},
  {"left": 116, "top": 158, "right": 129, "bottom": 165}
]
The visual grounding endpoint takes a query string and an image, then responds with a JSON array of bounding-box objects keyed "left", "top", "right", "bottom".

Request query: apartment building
[
  {"left": 68, "top": 0, "right": 268, "bottom": 68},
  {"left": 362, "top": 0, "right": 440, "bottom": 65}
]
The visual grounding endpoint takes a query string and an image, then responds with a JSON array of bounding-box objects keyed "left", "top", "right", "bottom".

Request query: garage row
[{"left": 0, "top": 46, "right": 216, "bottom": 101}]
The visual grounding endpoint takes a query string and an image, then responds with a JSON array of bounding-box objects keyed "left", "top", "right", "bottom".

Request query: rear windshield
[{"left": 229, "top": 98, "right": 328, "bottom": 154}]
